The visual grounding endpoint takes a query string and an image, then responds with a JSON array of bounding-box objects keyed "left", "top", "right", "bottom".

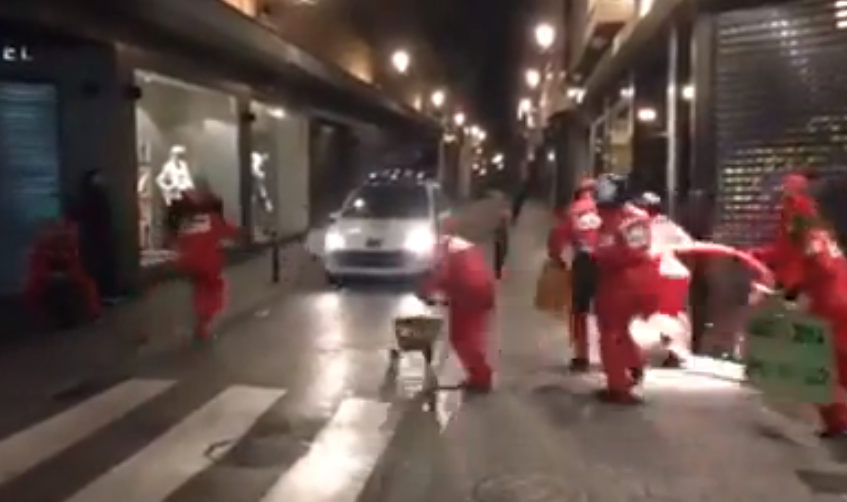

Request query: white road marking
[
  {"left": 259, "top": 398, "right": 394, "bottom": 502},
  {"left": 0, "top": 379, "right": 173, "bottom": 485},
  {"left": 62, "top": 386, "right": 285, "bottom": 502},
  {"left": 434, "top": 350, "right": 464, "bottom": 431}
]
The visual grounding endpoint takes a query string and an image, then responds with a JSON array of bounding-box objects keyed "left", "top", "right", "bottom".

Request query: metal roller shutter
[
  {"left": 713, "top": 0, "right": 847, "bottom": 247},
  {"left": 0, "top": 82, "right": 61, "bottom": 294}
]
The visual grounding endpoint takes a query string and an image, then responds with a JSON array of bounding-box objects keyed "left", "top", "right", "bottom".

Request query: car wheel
[{"left": 325, "top": 272, "right": 343, "bottom": 288}]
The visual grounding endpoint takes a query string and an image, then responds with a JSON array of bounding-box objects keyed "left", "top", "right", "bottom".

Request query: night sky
[{"left": 417, "top": 0, "right": 529, "bottom": 143}]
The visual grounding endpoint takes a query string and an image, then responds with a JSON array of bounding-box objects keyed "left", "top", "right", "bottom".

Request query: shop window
[
  {"left": 134, "top": 71, "right": 240, "bottom": 267},
  {"left": 249, "top": 103, "right": 285, "bottom": 241}
]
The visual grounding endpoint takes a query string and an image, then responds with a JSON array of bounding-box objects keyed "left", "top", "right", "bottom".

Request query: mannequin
[
  {"left": 156, "top": 145, "right": 194, "bottom": 206},
  {"left": 137, "top": 166, "right": 152, "bottom": 249},
  {"left": 251, "top": 152, "right": 273, "bottom": 213}
]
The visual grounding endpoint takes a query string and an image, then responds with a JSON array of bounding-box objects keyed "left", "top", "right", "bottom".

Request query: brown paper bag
[{"left": 534, "top": 260, "right": 572, "bottom": 318}]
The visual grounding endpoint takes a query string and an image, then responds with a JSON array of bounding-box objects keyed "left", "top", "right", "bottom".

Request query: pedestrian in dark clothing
[
  {"left": 74, "top": 169, "right": 121, "bottom": 303},
  {"left": 493, "top": 211, "right": 509, "bottom": 279}
]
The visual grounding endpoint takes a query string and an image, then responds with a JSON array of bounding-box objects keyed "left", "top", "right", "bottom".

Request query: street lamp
[
  {"left": 390, "top": 49, "right": 411, "bottom": 74},
  {"left": 454, "top": 112, "right": 466, "bottom": 126},
  {"left": 534, "top": 22, "right": 556, "bottom": 50},
  {"left": 430, "top": 89, "right": 446, "bottom": 108},
  {"left": 525, "top": 68, "right": 541, "bottom": 89}
]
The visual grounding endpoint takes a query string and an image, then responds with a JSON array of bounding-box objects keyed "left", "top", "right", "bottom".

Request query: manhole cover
[
  {"left": 472, "top": 474, "right": 578, "bottom": 502},
  {"left": 223, "top": 433, "right": 307, "bottom": 468}
]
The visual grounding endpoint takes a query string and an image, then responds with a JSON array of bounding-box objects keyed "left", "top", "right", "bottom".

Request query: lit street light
[
  {"left": 454, "top": 112, "right": 466, "bottom": 126},
  {"left": 390, "top": 49, "right": 411, "bottom": 74},
  {"left": 525, "top": 69, "right": 541, "bottom": 89},
  {"left": 430, "top": 89, "right": 446, "bottom": 108},
  {"left": 534, "top": 22, "right": 556, "bottom": 50}
]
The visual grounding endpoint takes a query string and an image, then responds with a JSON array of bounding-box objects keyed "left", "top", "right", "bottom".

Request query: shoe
[
  {"left": 593, "top": 388, "right": 642, "bottom": 405},
  {"left": 630, "top": 367, "right": 645, "bottom": 385},
  {"left": 462, "top": 379, "right": 493, "bottom": 394},
  {"left": 818, "top": 428, "right": 847, "bottom": 439},
  {"left": 660, "top": 352, "right": 684, "bottom": 369},
  {"left": 568, "top": 357, "right": 590, "bottom": 373}
]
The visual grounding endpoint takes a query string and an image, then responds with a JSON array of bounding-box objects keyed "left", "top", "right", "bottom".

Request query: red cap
[{"left": 578, "top": 178, "right": 596, "bottom": 191}]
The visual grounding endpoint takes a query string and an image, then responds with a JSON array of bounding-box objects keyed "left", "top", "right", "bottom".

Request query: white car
[{"left": 322, "top": 180, "right": 451, "bottom": 281}]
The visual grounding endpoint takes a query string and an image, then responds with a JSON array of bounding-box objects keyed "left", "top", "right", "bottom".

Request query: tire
[{"left": 325, "top": 272, "right": 343, "bottom": 288}]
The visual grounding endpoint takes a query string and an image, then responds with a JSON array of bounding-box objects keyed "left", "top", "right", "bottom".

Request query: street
[{"left": 0, "top": 206, "right": 845, "bottom": 502}]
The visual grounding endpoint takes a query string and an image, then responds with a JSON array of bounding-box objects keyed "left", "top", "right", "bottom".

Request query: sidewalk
[
  {"left": 0, "top": 196, "right": 507, "bottom": 403},
  {"left": 365, "top": 202, "right": 847, "bottom": 502}
]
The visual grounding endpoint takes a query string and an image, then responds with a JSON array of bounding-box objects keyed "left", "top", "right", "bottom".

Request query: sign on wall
[{"left": 1, "top": 44, "right": 33, "bottom": 63}]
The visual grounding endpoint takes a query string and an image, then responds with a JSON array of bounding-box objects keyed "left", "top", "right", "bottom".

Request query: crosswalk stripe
[
  {"left": 62, "top": 385, "right": 285, "bottom": 502},
  {"left": 0, "top": 378, "right": 173, "bottom": 486},
  {"left": 259, "top": 397, "right": 393, "bottom": 502}
]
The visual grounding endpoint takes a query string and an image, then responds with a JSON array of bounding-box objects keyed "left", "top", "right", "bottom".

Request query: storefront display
[{"left": 134, "top": 71, "right": 240, "bottom": 266}]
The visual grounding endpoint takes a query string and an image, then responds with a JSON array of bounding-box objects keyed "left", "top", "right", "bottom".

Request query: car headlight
[
  {"left": 324, "top": 230, "right": 346, "bottom": 252},
  {"left": 403, "top": 227, "right": 436, "bottom": 254}
]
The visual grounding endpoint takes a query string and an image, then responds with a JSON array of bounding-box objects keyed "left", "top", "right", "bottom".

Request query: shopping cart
[{"left": 391, "top": 314, "right": 444, "bottom": 367}]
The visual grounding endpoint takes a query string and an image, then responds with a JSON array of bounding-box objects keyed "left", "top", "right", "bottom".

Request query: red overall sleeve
[
  {"left": 547, "top": 219, "right": 573, "bottom": 260},
  {"left": 212, "top": 216, "right": 239, "bottom": 241}
]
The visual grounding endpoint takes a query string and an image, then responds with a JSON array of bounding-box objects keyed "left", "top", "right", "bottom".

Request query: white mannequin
[
  {"left": 252, "top": 152, "right": 273, "bottom": 213},
  {"left": 156, "top": 145, "right": 194, "bottom": 205},
  {"left": 137, "top": 165, "right": 152, "bottom": 248}
]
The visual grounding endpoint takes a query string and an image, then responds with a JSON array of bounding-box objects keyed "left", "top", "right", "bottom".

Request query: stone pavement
[{"left": 362, "top": 202, "right": 847, "bottom": 502}]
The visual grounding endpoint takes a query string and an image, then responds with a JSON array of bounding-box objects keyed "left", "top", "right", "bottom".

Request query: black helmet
[{"left": 593, "top": 173, "right": 629, "bottom": 208}]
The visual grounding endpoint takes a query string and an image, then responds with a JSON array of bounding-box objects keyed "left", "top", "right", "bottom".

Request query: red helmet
[{"left": 782, "top": 173, "right": 810, "bottom": 195}]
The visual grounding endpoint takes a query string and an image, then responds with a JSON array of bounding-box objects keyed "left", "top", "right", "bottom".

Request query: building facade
[
  {"left": 0, "top": 0, "right": 439, "bottom": 297},
  {"left": 563, "top": 0, "right": 847, "bottom": 354}
]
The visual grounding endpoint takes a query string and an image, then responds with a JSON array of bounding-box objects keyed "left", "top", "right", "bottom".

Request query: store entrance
[{"left": 0, "top": 82, "right": 61, "bottom": 295}]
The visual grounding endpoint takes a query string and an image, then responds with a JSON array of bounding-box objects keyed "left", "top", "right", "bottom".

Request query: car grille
[{"left": 333, "top": 251, "right": 411, "bottom": 268}]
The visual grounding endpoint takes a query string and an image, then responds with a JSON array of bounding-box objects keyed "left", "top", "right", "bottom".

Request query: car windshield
[{"left": 341, "top": 185, "right": 430, "bottom": 219}]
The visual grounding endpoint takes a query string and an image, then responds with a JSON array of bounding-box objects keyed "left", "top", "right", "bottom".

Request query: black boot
[{"left": 568, "top": 357, "right": 590, "bottom": 373}]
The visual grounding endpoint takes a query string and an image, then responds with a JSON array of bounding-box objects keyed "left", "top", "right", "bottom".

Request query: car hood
[{"left": 328, "top": 218, "right": 433, "bottom": 250}]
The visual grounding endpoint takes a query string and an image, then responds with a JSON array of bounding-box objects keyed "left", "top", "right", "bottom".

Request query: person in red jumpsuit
[
  {"left": 25, "top": 218, "right": 101, "bottom": 327},
  {"left": 548, "top": 178, "right": 600, "bottom": 372},
  {"left": 419, "top": 222, "right": 496, "bottom": 393},
  {"left": 175, "top": 190, "right": 239, "bottom": 342},
  {"left": 633, "top": 191, "right": 692, "bottom": 368},
  {"left": 752, "top": 173, "right": 847, "bottom": 437},
  {"left": 750, "top": 175, "right": 810, "bottom": 298},
  {"left": 591, "top": 174, "right": 661, "bottom": 403}
]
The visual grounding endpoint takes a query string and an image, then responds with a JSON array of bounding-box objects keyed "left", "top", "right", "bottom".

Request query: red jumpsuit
[
  {"left": 548, "top": 193, "right": 600, "bottom": 363},
  {"left": 594, "top": 204, "right": 661, "bottom": 401},
  {"left": 176, "top": 211, "right": 238, "bottom": 340},
  {"left": 752, "top": 175, "right": 847, "bottom": 435},
  {"left": 25, "top": 220, "right": 100, "bottom": 321},
  {"left": 421, "top": 236, "right": 495, "bottom": 391}
]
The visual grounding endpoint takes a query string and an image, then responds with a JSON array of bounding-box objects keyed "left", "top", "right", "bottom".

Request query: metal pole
[
  {"left": 270, "top": 231, "right": 280, "bottom": 284},
  {"left": 666, "top": 26, "right": 680, "bottom": 218},
  {"left": 436, "top": 115, "right": 446, "bottom": 186}
]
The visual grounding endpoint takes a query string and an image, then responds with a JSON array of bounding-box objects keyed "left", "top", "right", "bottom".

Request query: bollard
[{"left": 271, "top": 231, "right": 281, "bottom": 284}]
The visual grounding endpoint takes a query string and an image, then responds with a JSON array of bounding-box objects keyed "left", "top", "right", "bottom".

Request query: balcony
[{"left": 572, "top": 0, "right": 634, "bottom": 79}]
